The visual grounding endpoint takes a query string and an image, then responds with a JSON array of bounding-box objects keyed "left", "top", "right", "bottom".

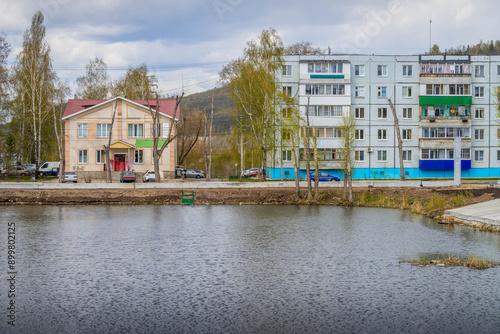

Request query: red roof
[{"left": 63, "top": 97, "right": 179, "bottom": 119}]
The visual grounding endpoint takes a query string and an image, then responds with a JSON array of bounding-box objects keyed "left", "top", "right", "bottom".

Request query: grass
[{"left": 401, "top": 254, "right": 498, "bottom": 270}]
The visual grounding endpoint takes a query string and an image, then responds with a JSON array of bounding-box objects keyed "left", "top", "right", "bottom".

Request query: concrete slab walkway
[{"left": 445, "top": 199, "right": 500, "bottom": 226}]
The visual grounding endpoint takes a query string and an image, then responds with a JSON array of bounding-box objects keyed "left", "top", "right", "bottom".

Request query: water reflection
[{"left": 1, "top": 205, "right": 499, "bottom": 334}]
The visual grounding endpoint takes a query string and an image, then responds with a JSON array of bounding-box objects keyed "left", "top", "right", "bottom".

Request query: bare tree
[
  {"left": 313, "top": 127, "right": 320, "bottom": 200},
  {"left": 177, "top": 107, "right": 205, "bottom": 166},
  {"left": 282, "top": 95, "right": 303, "bottom": 200},
  {"left": 304, "top": 97, "right": 312, "bottom": 200},
  {"left": 103, "top": 100, "right": 118, "bottom": 183},
  {"left": 53, "top": 82, "right": 70, "bottom": 182},
  {"left": 388, "top": 98, "right": 405, "bottom": 181},
  {"left": 285, "top": 41, "right": 322, "bottom": 55},
  {"left": 145, "top": 93, "right": 184, "bottom": 182}
]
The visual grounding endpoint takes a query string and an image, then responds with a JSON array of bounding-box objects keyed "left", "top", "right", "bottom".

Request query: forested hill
[
  {"left": 182, "top": 86, "right": 232, "bottom": 134},
  {"left": 431, "top": 40, "right": 500, "bottom": 55}
]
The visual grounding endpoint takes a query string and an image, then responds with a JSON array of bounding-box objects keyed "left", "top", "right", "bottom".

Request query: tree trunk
[
  {"left": 313, "top": 128, "right": 319, "bottom": 200},
  {"left": 305, "top": 97, "right": 312, "bottom": 201},
  {"left": 290, "top": 134, "right": 300, "bottom": 201},
  {"left": 104, "top": 100, "right": 118, "bottom": 183},
  {"left": 388, "top": 98, "right": 405, "bottom": 181}
]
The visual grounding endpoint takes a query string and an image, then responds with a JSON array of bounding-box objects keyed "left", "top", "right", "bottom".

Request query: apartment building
[{"left": 269, "top": 54, "right": 500, "bottom": 180}]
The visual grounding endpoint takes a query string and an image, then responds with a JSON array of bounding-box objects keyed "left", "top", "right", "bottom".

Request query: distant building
[
  {"left": 62, "top": 97, "right": 178, "bottom": 178},
  {"left": 270, "top": 54, "right": 500, "bottom": 180}
]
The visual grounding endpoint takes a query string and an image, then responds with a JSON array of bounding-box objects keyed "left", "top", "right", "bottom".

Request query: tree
[
  {"left": 113, "top": 64, "right": 153, "bottom": 99},
  {"left": 0, "top": 32, "right": 9, "bottom": 113},
  {"left": 103, "top": 100, "right": 118, "bottom": 183},
  {"left": 388, "top": 98, "right": 405, "bottom": 181},
  {"left": 52, "top": 82, "right": 70, "bottom": 182},
  {"left": 285, "top": 41, "right": 322, "bottom": 55},
  {"left": 339, "top": 113, "right": 356, "bottom": 203},
  {"left": 429, "top": 44, "right": 441, "bottom": 55},
  {"left": 220, "top": 28, "right": 284, "bottom": 181},
  {"left": 12, "top": 11, "right": 57, "bottom": 174},
  {"left": 177, "top": 107, "right": 205, "bottom": 166},
  {"left": 76, "top": 57, "right": 111, "bottom": 99},
  {"left": 282, "top": 95, "right": 303, "bottom": 200},
  {"left": 304, "top": 97, "right": 312, "bottom": 200},
  {"left": 145, "top": 93, "right": 183, "bottom": 182}
]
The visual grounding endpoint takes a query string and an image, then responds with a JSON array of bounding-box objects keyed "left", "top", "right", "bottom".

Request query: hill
[{"left": 182, "top": 86, "right": 233, "bottom": 133}]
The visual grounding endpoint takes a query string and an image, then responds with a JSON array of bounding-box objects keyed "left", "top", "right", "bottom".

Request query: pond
[{"left": 1, "top": 205, "right": 499, "bottom": 333}]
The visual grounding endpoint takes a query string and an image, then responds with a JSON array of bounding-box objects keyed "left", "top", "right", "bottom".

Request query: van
[{"left": 38, "top": 162, "right": 60, "bottom": 176}]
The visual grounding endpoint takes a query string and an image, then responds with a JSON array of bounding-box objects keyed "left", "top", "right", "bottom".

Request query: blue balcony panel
[{"left": 419, "top": 160, "right": 471, "bottom": 170}]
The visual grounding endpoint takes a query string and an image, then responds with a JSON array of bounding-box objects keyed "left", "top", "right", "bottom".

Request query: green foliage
[
  {"left": 76, "top": 57, "right": 111, "bottom": 99},
  {"left": 451, "top": 191, "right": 474, "bottom": 207},
  {"left": 112, "top": 64, "right": 153, "bottom": 99},
  {"left": 431, "top": 40, "right": 500, "bottom": 55}
]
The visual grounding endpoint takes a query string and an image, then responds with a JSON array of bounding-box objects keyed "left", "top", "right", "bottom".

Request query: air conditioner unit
[{"left": 367, "top": 147, "right": 373, "bottom": 153}]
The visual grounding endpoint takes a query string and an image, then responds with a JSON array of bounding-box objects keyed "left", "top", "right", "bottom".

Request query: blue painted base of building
[{"left": 267, "top": 167, "right": 500, "bottom": 180}]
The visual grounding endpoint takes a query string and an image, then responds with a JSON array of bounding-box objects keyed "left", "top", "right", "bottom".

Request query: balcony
[
  {"left": 420, "top": 96, "right": 472, "bottom": 120},
  {"left": 419, "top": 160, "right": 471, "bottom": 170}
]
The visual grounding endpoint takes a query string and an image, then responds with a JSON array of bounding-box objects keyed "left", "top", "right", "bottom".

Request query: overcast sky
[{"left": 0, "top": 0, "right": 497, "bottom": 96}]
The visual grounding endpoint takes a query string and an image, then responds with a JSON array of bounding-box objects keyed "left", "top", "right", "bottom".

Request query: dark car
[
  {"left": 22, "top": 164, "right": 37, "bottom": 174},
  {"left": 120, "top": 171, "right": 136, "bottom": 183},
  {"left": 310, "top": 171, "right": 340, "bottom": 182},
  {"left": 184, "top": 169, "right": 204, "bottom": 178}
]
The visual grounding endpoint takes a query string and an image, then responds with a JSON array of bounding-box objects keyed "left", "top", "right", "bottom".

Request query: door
[{"left": 114, "top": 154, "right": 126, "bottom": 171}]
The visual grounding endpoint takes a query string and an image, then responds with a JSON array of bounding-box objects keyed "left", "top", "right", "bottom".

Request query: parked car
[
  {"left": 243, "top": 168, "right": 261, "bottom": 178},
  {"left": 62, "top": 171, "right": 78, "bottom": 183},
  {"left": 120, "top": 171, "right": 136, "bottom": 183},
  {"left": 310, "top": 171, "right": 340, "bottom": 182},
  {"left": 22, "top": 164, "right": 37, "bottom": 174},
  {"left": 2, "top": 165, "right": 29, "bottom": 176},
  {"left": 184, "top": 169, "right": 204, "bottom": 178},
  {"left": 195, "top": 170, "right": 205, "bottom": 178},
  {"left": 38, "top": 162, "right": 60, "bottom": 176},
  {"left": 142, "top": 171, "right": 156, "bottom": 183}
]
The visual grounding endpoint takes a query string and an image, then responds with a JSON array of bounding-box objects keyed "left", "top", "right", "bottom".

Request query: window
[
  {"left": 305, "top": 84, "right": 345, "bottom": 95},
  {"left": 474, "top": 150, "right": 484, "bottom": 162},
  {"left": 78, "top": 150, "right": 88, "bottom": 164},
  {"left": 128, "top": 124, "right": 143, "bottom": 138},
  {"left": 355, "top": 108, "right": 365, "bottom": 119},
  {"left": 333, "top": 128, "right": 342, "bottom": 138},
  {"left": 427, "top": 84, "right": 443, "bottom": 95},
  {"left": 134, "top": 150, "right": 144, "bottom": 164},
  {"left": 151, "top": 150, "right": 161, "bottom": 164},
  {"left": 497, "top": 65, "right": 500, "bottom": 76},
  {"left": 331, "top": 63, "right": 343, "bottom": 73},
  {"left": 402, "top": 86, "right": 412, "bottom": 98},
  {"left": 97, "top": 124, "right": 111, "bottom": 138},
  {"left": 402, "top": 65, "right": 412, "bottom": 77},
  {"left": 307, "top": 105, "right": 346, "bottom": 117},
  {"left": 402, "top": 150, "right": 412, "bottom": 161},
  {"left": 307, "top": 62, "right": 342, "bottom": 74},
  {"left": 377, "top": 65, "right": 388, "bottom": 77},
  {"left": 403, "top": 108, "right": 412, "bottom": 119},
  {"left": 282, "top": 107, "right": 292, "bottom": 118},
  {"left": 96, "top": 150, "right": 105, "bottom": 164},
  {"left": 78, "top": 124, "right": 87, "bottom": 138},
  {"left": 283, "top": 150, "right": 292, "bottom": 161},
  {"left": 474, "top": 86, "right": 484, "bottom": 98},
  {"left": 462, "top": 148, "right": 471, "bottom": 160},
  {"left": 377, "top": 86, "right": 387, "bottom": 97},
  {"left": 474, "top": 65, "right": 485, "bottom": 77},
  {"left": 498, "top": 129, "right": 500, "bottom": 139},
  {"left": 355, "top": 150, "right": 365, "bottom": 162},
  {"left": 449, "top": 84, "right": 469, "bottom": 95},
  {"left": 282, "top": 130, "right": 291, "bottom": 140},
  {"left": 355, "top": 86, "right": 365, "bottom": 97},
  {"left": 283, "top": 86, "right": 292, "bottom": 96},
  {"left": 378, "top": 108, "right": 387, "bottom": 119},
  {"left": 473, "top": 108, "right": 484, "bottom": 119},
  {"left": 354, "top": 65, "right": 365, "bottom": 76},
  {"left": 377, "top": 150, "right": 387, "bottom": 162},
  {"left": 497, "top": 150, "right": 500, "bottom": 161},
  {"left": 355, "top": 129, "right": 364, "bottom": 140},
  {"left": 378, "top": 129, "right": 387, "bottom": 140},
  {"left": 282, "top": 65, "right": 292, "bottom": 76},
  {"left": 402, "top": 129, "right": 412, "bottom": 140},
  {"left": 474, "top": 129, "right": 484, "bottom": 140},
  {"left": 151, "top": 123, "right": 161, "bottom": 138}
]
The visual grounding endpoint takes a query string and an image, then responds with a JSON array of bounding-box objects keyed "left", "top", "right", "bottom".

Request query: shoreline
[{"left": 1, "top": 186, "right": 499, "bottom": 231}]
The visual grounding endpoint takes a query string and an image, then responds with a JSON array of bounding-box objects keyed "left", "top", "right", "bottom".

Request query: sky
[{"left": 0, "top": 0, "right": 498, "bottom": 97}]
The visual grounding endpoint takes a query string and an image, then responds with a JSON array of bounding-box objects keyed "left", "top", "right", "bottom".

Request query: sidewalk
[{"left": 445, "top": 199, "right": 500, "bottom": 226}]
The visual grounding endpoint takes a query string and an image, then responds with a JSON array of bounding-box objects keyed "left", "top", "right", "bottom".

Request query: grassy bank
[{"left": 400, "top": 254, "right": 499, "bottom": 270}]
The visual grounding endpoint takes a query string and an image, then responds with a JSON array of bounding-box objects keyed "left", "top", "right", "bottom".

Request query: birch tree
[
  {"left": 76, "top": 57, "right": 111, "bottom": 99},
  {"left": 282, "top": 95, "right": 303, "bottom": 200},
  {"left": 0, "top": 32, "right": 9, "bottom": 113},
  {"left": 12, "top": 11, "right": 56, "bottom": 175},
  {"left": 113, "top": 64, "right": 153, "bottom": 100},
  {"left": 53, "top": 82, "right": 70, "bottom": 182},
  {"left": 339, "top": 113, "right": 356, "bottom": 203},
  {"left": 220, "top": 28, "right": 284, "bottom": 181}
]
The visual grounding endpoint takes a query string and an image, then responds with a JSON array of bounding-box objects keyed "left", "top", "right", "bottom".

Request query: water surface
[{"left": 1, "top": 205, "right": 499, "bottom": 333}]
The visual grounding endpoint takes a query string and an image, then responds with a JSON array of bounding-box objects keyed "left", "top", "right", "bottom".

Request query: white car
[
  {"left": 62, "top": 171, "right": 78, "bottom": 183},
  {"left": 142, "top": 171, "right": 156, "bottom": 182}
]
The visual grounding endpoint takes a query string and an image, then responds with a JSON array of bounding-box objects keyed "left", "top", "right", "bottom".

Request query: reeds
[{"left": 401, "top": 254, "right": 498, "bottom": 270}]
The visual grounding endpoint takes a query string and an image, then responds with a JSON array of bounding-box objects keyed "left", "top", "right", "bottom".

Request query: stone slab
[{"left": 445, "top": 199, "right": 500, "bottom": 226}]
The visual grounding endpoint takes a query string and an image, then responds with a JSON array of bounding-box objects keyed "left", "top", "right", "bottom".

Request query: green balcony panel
[
  {"left": 136, "top": 139, "right": 167, "bottom": 148},
  {"left": 310, "top": 75, "right": 345, "bottom": 79},
  {"left": 420, "top": 96, "right": 472, "bottom": 106}
]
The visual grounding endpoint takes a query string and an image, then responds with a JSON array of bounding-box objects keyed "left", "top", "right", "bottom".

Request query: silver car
[{"left": 62, "top": 171, "right": 78, "bottom": 183}]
